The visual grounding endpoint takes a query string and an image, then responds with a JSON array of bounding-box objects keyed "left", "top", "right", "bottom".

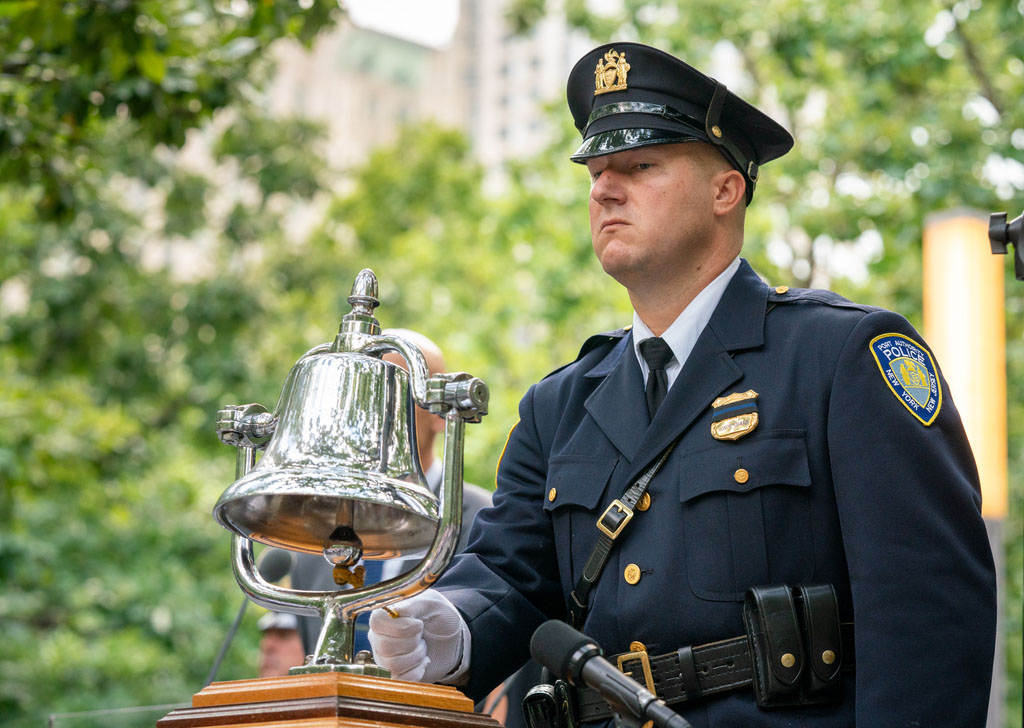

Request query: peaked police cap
[{"left": 567, "top": 42, "right": 794, "bottom": 203}]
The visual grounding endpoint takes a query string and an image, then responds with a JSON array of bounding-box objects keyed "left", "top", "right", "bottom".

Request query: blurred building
[{"left": 266, "top": 0, "right": 591, "bottom": 175}]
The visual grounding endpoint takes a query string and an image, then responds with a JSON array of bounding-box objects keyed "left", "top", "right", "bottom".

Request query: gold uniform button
[
  {"left": 548, "top": 488, "right": 557, "bottom": 502},
  {"left": 734, "top": 468, "right": 749, "bottom": 484},
  {"left": 629, "top": 641, "right": 647, "bottom": 653},
  {"left": 821, "top": 650, "right": 836, "bottom": 665},
  {"left": 775, "top": 285, "right": 789, "bottom": 294},
  {"left": 780, "top": 653, "right": 796, "bottom": 668},
  {"left": 624, "top": 564, "right": 642, "bottom": 585},
  {"left": 711, "top": 125, "right": 723, "bottom": 138},
  {"left": 636, "top": 492, "right": 652, "bottom": 511}
]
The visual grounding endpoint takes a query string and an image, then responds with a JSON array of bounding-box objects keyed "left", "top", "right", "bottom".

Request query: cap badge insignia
[
  {"left": 710, "top": 390, "right": 759, "bottom": 441},
  {"left": 594, "top": 49, "right": 630, "bottom": 96},
  {"left": 870, "top": 333, "right": 942, "bottom": 426}
]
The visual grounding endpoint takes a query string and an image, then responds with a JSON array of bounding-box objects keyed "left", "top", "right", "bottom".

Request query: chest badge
[
  {"left": 710, "top": 390, "right": 759, "bottom": 441},
  {"left": 870, "top": 333, "right": 942, "bottom": 426}
]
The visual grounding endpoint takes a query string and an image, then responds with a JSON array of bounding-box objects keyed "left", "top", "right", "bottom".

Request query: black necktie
[{"left": 640, "top": 337, "right": 674, "bottom": 419}]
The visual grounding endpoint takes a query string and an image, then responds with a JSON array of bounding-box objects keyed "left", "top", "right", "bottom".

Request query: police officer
[{"left": 368, "top": 43, "right": 997, "bottom": 727}]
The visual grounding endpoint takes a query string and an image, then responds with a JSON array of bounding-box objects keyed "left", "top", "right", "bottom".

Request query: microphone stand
[
  {"left": 204, "top": 521, "right": 295, "bottom": 687},
  {"left": 203, "top": 596, "right": 250, "bottom": 687}
]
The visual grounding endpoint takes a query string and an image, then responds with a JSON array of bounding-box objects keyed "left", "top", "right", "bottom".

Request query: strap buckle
[
  {"left": 616, "top": 649, "right": 656, "bottom": 696},
  {"left": 596, "top": 499, "right": 634, "bottom": 540}
]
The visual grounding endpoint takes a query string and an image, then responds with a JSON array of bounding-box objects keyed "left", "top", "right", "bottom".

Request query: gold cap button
[
  {"left": 711, "top": 125, "right": 723, "bottom": 138},
  {"left": 775, "top": 285, "right": 789, "bottom": 294},
  {"left": 629, "top": 641, "right": 647, "bottom": 653},
  {"left": 734, "top": 468, "right": 749, "bottom": 484},
  {"left": 636, "top": 492, "right": 652, "bottom": 511},
  {"left": 624, "top": 563, "right": 642, "bottom": 585},
  {"left": 780, "top": 653, "right": 796, "bottom": 668},
  {"left": 822, "top": 650, "right": 836, "bottom": 665},
  {"left": 548, "top": 488, "right": 556, "bottom": 502}
]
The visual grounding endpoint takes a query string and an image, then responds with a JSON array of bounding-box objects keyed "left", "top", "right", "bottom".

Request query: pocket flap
[
  {"left": 543, "top": 455, "right": 618, "bottom": 511},
  {"left": 678, "top": 431, "right": 810, "bottom": 503}
]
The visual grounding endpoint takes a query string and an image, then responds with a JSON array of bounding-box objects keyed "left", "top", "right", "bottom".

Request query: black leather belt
[{"left": 572, "top": 624, "right": 855, "bottom": 723}]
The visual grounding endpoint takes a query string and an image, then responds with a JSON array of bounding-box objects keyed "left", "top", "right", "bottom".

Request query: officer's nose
[{"left": 590, "top": 169, "right": 626, "bottom": 206}]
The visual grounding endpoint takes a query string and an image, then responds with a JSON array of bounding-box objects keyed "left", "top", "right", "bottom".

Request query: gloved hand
[{"left": 368, "top": 589, "right": 470, "bottom": 683}]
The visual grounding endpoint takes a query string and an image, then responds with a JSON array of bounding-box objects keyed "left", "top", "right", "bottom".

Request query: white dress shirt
[{"left": 632, "top": 256, "right": 740, "bottom": 390}]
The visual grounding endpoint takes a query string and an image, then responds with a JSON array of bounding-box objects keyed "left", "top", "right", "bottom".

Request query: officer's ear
[{"left": 711, "top": 168, "right": 746, "bottom": 218}]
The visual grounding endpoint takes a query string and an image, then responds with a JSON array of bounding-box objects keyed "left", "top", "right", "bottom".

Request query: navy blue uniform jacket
[{"left": 436, "top": 260, "right": 996, "bottom": 727}]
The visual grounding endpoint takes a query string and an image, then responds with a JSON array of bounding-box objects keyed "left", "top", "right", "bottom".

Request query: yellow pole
[
  {"left": 922, "top": 209, "right": 1007, "bottom": 518},
  {"left": 922, "top": 208, "right": 1007, "bottom": 728}
]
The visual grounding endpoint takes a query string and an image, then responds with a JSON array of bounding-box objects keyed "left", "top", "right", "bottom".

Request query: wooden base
[{"left": 158, "top": 673, "right": 502, "bottom": 728}]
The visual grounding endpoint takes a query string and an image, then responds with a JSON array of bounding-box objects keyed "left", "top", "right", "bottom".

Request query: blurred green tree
[{"left": 0, "top": 1, "right": 339, "bottom": 725}]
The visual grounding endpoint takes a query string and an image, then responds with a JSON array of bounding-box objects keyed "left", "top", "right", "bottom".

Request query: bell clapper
[{"left": 332, "top": 564, "right": 366, "bottom": 588}]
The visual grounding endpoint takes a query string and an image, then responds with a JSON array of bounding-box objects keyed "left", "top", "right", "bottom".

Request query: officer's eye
[
  {"left": 633, "top": 162, "right": 653, "bottom": 171},
  {"left": 589, "top": 170, "right": 603, "bottom": 182}
]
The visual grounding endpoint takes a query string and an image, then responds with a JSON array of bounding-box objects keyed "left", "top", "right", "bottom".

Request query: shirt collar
[{"left": 632, "top": 256, "right": 741, "bottom": 386}]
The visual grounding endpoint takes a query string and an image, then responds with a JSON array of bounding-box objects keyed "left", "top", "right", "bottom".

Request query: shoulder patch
[{"left": 869, "top": 333, "right": 942, "bottom": 426}]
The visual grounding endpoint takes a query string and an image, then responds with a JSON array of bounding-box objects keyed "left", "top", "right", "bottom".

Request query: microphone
[
  {"left": 203, "top": 548, "right": 295, "bottom": 687},
  {"left": 256, "top": 547, "right": 295, "bottom": 584},
  {"left": 530, "top": 620, "right": 692, "bottom": 728}
]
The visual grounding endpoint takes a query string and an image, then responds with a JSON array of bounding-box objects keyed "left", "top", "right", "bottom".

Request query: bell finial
[
  {"left": 335, "top": 269, "right": 381, "bottom": 347},
  {"left": 347, "top": 268, "right": 380, "bottom": 316}
]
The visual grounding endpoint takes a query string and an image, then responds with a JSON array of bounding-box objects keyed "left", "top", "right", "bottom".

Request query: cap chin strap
[{"left": 704, "top": 81, "right": 758, "bottom": 204}]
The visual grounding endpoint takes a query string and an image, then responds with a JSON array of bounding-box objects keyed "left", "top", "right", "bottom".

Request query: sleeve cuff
[{"left": 441, "top": 615, "right": 472, "bottom": 685}]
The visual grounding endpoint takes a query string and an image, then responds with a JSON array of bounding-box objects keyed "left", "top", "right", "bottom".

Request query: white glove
[{"left": 368, "top": 589, "right": 470, "bottom": 684}]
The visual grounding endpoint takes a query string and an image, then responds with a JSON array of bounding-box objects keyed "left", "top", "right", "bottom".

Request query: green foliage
[
  {"left": 0, "top": 0, "right": 340, "bottom": 221},
  {"left": 0, "top": 2, "right": 339, "bottom": 726}
]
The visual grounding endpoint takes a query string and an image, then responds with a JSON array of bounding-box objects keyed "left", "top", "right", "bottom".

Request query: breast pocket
[
  {"left": 678, "top": 431, "right": 813, "bottom": 602},
  {"left": 543, "top": 455, "right": 617, "bottom": 597}
]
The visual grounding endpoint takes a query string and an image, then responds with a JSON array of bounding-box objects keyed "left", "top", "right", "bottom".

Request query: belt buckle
[
  {"left": 616, "top": 649, "right": 656, "bottom": 696},
  {"left": 596, "top": 499, "right": 634, "bottom": 540}
]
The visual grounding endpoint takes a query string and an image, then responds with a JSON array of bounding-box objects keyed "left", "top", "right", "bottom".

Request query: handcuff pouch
[
  {"left": 794, "top": 584, "right": 843, "bottom": 702},
  {"left": 523, "top": 680, "right": 578, "bottom": 728},
  {"left": 743, "top": 584, "right": 844, "bottom": 708},
  {"left": 523, "top": 683, "right": 560, "bottom": 728},
  {"left": 743, "top": 584, "right": 805, "bottom": 707}
]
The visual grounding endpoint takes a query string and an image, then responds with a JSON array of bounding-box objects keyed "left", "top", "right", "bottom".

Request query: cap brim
[
  {"left": 258, "top": 611, "right": 299, "bottom": 631},
  {"left": 570, "top": 128, "right": 702, "bottom": 162}
]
